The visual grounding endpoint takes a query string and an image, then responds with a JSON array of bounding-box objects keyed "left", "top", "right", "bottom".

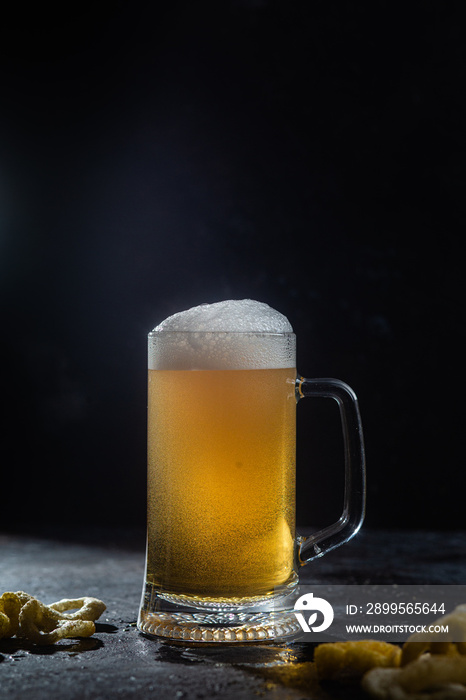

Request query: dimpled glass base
[{"left": 137, "top": 582, "right": 301, "bottom": 643}]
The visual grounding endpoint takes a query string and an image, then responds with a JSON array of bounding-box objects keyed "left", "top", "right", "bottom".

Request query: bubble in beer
[{"left": 149, "top": 300, "right": 295, "bottom": 370}]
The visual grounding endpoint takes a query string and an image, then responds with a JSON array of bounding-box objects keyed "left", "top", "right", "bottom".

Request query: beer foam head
[
  {"left": 149, "top": 300, "right": 295, "bottom": 370},
  {"left": 154, "top": 300, "right": 293, "bottom": 333}
]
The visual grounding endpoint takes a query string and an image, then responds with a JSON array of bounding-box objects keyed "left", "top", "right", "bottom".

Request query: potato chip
[
  {"left": 363, "top": 655, "right": 466, "bottom": 699},
  {"left": 400, "top": 655, "right": 466, "bottom": 694},
  {"left": 402, "top": 605, "right": 466, "bottom": 666},
  {"left": 0, "top": 591, "right": 106, "bottom": 646},
  {"left": 314, "top": 639, "right": 401, "bottom": 680},
  {"left": 18, "top": 597, "right": 96, "bottom": 645}
]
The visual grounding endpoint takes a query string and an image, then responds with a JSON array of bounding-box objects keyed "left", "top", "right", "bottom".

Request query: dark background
[{"left": 1, "top": 1, "right": 464, "bottom": 534}]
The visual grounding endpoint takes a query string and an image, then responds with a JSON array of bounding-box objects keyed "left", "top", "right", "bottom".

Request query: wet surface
[{"left": 1, "top": 528, "right": 465, "bottom": 699}]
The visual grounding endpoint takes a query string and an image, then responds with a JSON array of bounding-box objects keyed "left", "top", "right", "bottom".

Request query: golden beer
[{"left": 146, "top": 366, "right": 297, "bottom": 599}]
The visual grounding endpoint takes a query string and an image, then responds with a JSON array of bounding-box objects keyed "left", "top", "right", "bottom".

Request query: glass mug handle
[{"left": 296, "top": 376, "right": 366, "bottom": 565}]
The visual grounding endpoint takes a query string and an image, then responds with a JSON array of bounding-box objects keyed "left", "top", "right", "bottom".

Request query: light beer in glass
[{"left": 147, "top": 365, "right": 297, "bottom": 600}]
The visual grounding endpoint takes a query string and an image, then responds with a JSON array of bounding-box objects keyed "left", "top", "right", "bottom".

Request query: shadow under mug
[{"left": 138, "top": 331, "right": 365, "bottom": 643}]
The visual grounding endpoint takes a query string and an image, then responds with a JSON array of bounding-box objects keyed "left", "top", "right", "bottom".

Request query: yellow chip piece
[
  {"left": 363, "top": 655, "right": 466, "bottom": 699},
  {"left": 314, "top": 640, "right": 401, "bottom": 680},
  {"left": 402, "top": 605, "right": 466, "bottom": 666},
  {"left": 0, "top": 591, "right": 106, "bottom": 645},
  {"left": 18, "top": 598, "right": 96, "bottom": 645},
  {"left": 400, "top": 654, "right": 466, "bottom": 694}
]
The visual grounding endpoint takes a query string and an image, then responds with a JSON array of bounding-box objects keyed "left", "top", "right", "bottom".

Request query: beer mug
[{"left": 137, "top": 300, "right": 365, "bottom": 643}]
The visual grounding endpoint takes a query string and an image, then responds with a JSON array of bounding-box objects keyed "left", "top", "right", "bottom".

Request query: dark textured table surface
[{"left": 1, "top": 528, "right": 465, "bottom": 699}]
